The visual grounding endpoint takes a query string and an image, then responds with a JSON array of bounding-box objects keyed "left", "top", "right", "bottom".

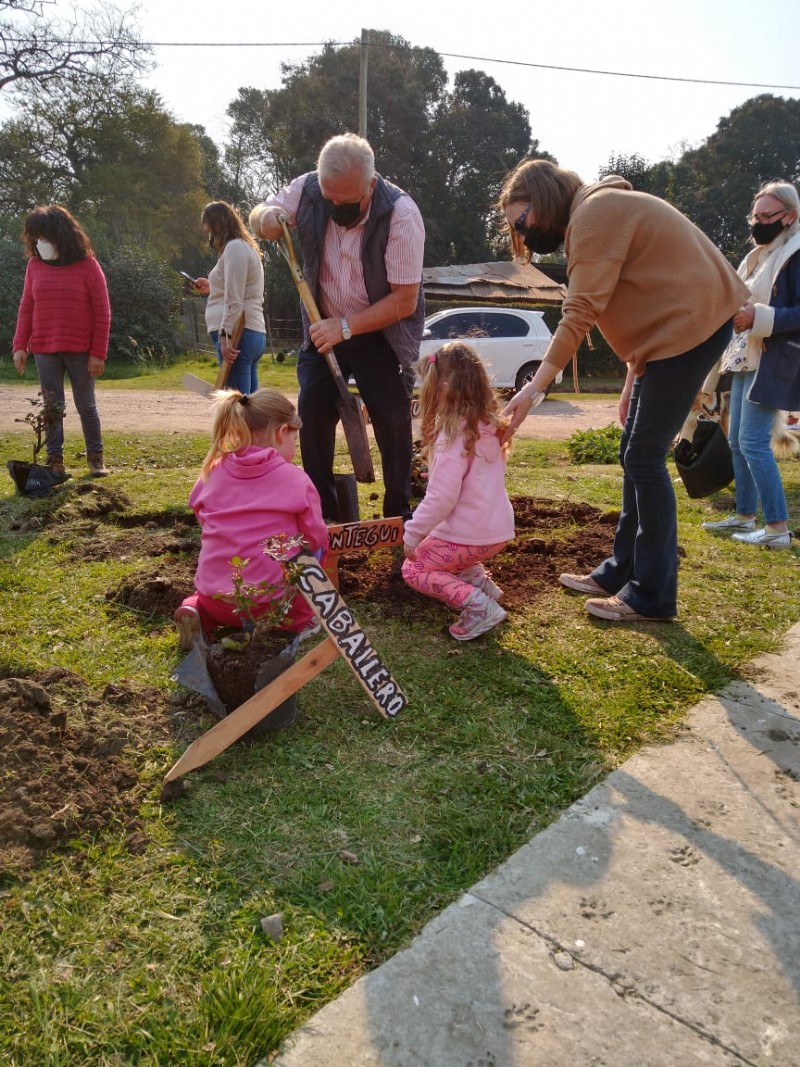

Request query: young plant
[
  {"left": 14, "top": 391, "right": 66, "bottom": 462},
  {"left": 213, "top": 532, "right": 308, "bottom": 646}
]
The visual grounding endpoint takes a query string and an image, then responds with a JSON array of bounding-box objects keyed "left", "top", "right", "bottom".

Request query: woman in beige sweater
[
  {"left": 193, "top": 201, "right": 266, "bottom": 395},
  {"left": 500, "top": 160, "right": 749, "bottom": 623}
]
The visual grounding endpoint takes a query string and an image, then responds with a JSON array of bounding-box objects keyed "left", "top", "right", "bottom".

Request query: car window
[
  {"left": 482, "top": 312, "right": 529, "bottom": 338},
  {"left": 428, "top": 312, "right": 487, "bottom": 341}
]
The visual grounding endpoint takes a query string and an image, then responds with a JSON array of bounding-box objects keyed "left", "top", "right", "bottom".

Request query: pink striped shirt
[{"left": 266, "top": 173, "right": 425, "bottom": 320}]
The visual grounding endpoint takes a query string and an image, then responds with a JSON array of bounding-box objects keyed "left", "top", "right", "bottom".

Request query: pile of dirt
[
  {"left": 337, "top": 496, "right": 617, "bottom": 614},
  {"left": 0, "top": 668, "right": 178, "bottom": 880}
]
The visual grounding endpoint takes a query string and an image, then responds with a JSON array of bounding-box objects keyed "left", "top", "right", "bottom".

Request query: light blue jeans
[
  {"left": 728, "top": 370, "right": 788, "bottom": 524},
  {"left": 34, "top": 352, "right": 102, "bottom": 457},
  {"left": 211, "top": 328, "right": 265, "bottom": 395}
]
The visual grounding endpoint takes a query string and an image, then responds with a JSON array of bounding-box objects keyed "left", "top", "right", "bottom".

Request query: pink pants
[
  {"left": 401, "top": 536, "right": 509, "bottom": 609},
  {"left": 178, "top": 589, "right": 313, "bottom": 637}
]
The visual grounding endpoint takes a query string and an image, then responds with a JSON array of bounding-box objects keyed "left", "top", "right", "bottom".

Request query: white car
[{"left": 418, "top": 306, "right": 561, "bottom": 393}]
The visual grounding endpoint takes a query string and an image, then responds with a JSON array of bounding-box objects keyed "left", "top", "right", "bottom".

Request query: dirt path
[{"left": 1, "top": 387, "right": 620, "bottom": 440}]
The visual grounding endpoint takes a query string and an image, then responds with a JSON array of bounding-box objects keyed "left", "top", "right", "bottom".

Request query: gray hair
[
  {"left": 755, "top": 179, "right": 800, "bottom": 219},
  {"left": 318, "top": 133, "right": 375, "bottom": 185}
]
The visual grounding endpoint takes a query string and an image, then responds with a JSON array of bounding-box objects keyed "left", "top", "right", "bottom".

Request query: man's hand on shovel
[{"left": 309, "top": 317, "right": 346, "bottom": 354}]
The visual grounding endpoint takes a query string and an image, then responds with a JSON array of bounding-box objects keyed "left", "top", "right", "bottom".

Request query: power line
[
  {"left": 4, "top": 36, "right": 800, "bottom": 91},
  {"left": 144, "top": 41, "right": 800, "bottom": 92}
]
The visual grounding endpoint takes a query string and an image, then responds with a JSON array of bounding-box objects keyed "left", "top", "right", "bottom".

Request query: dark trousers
[
  {"left": 297, "top": 331, "right": 413, "bottom": 521},
  {"left": 592, "top": 319, "right": 733, "bottom": 618}
]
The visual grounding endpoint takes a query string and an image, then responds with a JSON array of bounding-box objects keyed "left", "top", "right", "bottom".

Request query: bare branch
[{"left": 0, "top": 2, "right": 149, "bottom": 93}]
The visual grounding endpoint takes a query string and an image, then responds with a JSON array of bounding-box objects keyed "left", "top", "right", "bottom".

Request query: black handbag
[
  {"left": 6, "top": 460, "right": 70, "bottom": 498},
  {"left": 673, "top": 418, "right": 734, "bottom": 499}
]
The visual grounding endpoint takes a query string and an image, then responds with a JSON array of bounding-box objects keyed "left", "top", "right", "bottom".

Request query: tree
[
  {"left": 226, "top": 30, "right": 446, "bottom": 205},
  {"left": 0, "top": 76, "right": 210, "bottom": 260},
  {"left": 422, "top": 69, "right": 539, "bottom": 264},
  {"left": 0, "top": 0, "right": 147, "bottom": 93},
  {"left": 671, "top": 94, "right": 800, "bottom": 261}
]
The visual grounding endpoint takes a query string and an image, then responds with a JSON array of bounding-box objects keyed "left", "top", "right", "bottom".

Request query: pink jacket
[
  {"left": 404, "top": 422, "right": 514, "bottom": 549},
  {"left": 189, "top": 446, "right": 328, "bottom": 603}
]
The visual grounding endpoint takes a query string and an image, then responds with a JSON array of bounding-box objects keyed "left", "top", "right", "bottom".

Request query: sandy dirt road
[{"left": 0, "top": 387, "right": 620, "bottom": 440}]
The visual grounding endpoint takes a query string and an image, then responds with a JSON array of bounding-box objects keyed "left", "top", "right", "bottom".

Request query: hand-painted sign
[
  {"left": 326, "top": 516, "right": 403, "bottom": 556},
  {"left": 295, "top": 551, "right": 407, "bottom": 718}
]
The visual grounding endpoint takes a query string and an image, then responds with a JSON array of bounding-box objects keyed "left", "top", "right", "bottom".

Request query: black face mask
[
  {"left": 523, "top": 225, "right": 564, "bottom": 255},
  {"left": 323, "top": 198, "right": 363, "bottom": 227},
  {"left": 750, "top": 218, "right": 786, "bottom": 245}
]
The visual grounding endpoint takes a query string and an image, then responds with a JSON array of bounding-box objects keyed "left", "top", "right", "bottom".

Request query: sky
[{"left": 18, "top": 0, "right": 800, "bottom": 186}]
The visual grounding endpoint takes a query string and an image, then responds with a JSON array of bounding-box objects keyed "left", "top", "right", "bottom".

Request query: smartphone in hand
[{"left": 178, "top": 270, "right": 196, "bottom": 285}]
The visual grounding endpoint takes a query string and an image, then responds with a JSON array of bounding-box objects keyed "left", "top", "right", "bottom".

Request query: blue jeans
[
  {"left": 592, "top": 319, "right": 733, "bottom": 618},
  {"left": 211, "top": 328, "right": 265, "bottom": 395},
  {"left": 728, "top": 370, "right": 788, "bottom": 524},
  {"left": 297, "top": 331, "right": 412, "bottom": 521},
  {"left": 33, "top": 352, "right": 102, "bottom": 457}
]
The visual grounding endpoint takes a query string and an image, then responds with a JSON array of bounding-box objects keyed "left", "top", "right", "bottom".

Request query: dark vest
[{"left": 295, "top": 172, "right": 425, "bottom": 368}]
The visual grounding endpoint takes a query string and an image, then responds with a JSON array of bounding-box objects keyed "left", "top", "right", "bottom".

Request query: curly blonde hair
[
  {"left": 416, "top": 341, "right": 510, "bottom": 462},
  {"left": 200, "top": 387, "right": 300, "bottom": 478}
]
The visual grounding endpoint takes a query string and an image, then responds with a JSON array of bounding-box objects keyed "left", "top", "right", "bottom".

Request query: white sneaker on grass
[
  {"left": 731, "top": 528, "right": 792, "bottom": 549},
  {"left": 449, "top": 592, "right": 507, "bottom": 641},
  {"left": 701, "top": 516, "right": 756, "bottom": 534}
]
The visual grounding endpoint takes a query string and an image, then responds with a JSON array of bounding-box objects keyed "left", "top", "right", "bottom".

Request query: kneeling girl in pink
[
  {"left": 175, "top": 388, "right": 328, "bottom": 649},
  {"left": 402, "top": 341, "right": 514, "bottom": 641}
]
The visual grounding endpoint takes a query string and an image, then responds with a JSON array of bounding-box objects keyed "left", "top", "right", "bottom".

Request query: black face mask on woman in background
[
  {"left": 523, "top": 225, "right": 564, "bottom": 255},
  {"left": 750, "top": 218, "right": 786, "bottom": 245}
]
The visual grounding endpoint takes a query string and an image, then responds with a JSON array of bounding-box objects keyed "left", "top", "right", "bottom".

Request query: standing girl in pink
[
  {"left": 402, "top": 341, "right": 514, "bottom": 641},
  {"left": 175, "top": 388, "right": 328, "bottom": 649}
]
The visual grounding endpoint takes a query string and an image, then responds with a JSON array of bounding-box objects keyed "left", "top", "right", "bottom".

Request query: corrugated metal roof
[{"left": 422, "top": 260, "right": 565, "bottom": 305}]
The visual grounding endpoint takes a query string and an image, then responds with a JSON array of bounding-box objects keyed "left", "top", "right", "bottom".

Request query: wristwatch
[{"left": 341, "top": 317, "right": 352, "bottom": 341}]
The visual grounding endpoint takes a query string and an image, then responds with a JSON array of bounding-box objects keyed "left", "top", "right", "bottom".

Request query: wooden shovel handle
[
  {"left": 276, "top": 215, "right": 353, "bottom": 406},
  {"left": 214, "top": 311, "right": 247, "bottom": 391}
]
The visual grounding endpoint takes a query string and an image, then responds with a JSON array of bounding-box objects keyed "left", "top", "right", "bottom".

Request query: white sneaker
[
  {"left": 701, "top": 516, "right": 756, "bottom": 534},
  {"left": 449, "top": 593, "right": 507, "bottom": 641},
  {"left": 731, "top": 527, "right": 792, "bottom": 549}
]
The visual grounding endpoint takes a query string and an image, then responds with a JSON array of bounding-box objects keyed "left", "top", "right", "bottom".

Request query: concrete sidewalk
[{"left": 270, "top": 623, "right": 800, "bottom": 1067}]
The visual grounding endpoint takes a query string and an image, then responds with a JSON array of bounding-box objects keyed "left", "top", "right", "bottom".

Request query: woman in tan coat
[{"left": 500, "top": 159, "right": 749, "bottom": 622}]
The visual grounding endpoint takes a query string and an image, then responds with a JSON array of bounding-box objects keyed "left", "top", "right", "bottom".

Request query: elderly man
[{"left": 250, "top": 133, "right": 426, "bottom": 521}]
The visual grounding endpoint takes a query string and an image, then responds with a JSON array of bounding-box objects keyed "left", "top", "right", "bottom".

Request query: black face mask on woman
[
  {"left": 523, "top": 225, "right": 564, "bottom": 255},
  {"left": 750, "top": 218, "right": 786, "bottom": 245},
  {"left": 323, "top": 199, "right": 363, "bottom": 227}
]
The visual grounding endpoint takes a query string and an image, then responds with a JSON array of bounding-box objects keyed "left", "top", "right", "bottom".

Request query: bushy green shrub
[
  {"left": 567, "top": 424, "right": 622, "bottom": 464},
  {"left": 0, "top": 234, "right": 26, "bottom": 355},
  {"left": 101, "top": 245, "right": 183, "bottom": 362}
]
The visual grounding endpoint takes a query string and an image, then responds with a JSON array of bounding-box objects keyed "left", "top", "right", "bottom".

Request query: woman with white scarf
[{"left": 702, "top": 180, "right": 800, "bottom": 549}]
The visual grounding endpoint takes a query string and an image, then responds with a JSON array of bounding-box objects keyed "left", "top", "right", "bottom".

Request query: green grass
[{"left": 1, "top": 407, "right": 799, "bottom": 1065}]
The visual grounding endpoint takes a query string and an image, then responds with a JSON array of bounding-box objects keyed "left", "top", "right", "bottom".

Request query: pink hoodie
[
  {"left": 404, "top": 422, "right": 514, "bottom": 549},
  {"left": 190, "top": 445, "right": 328, "bottom": 603}
]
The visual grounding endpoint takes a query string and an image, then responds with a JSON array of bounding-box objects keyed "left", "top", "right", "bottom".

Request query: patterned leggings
[{"left": 401, "top": 536, "right": 508, "bottom": 609}]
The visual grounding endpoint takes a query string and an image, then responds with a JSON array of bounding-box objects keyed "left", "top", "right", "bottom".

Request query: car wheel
[{"left": 514, "top": 362, "right": 553, "bottom": 395}]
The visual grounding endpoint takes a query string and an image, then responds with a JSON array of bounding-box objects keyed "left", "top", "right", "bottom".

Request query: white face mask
[{"left": 36, "top": 239, "right": 58, "bottom": 261}]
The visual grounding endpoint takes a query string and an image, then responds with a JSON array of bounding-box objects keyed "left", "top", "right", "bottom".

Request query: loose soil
[{"left": 2, "top": 477, "right": 616, "bottom": 884}]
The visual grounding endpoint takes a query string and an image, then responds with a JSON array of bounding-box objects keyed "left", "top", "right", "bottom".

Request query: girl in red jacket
[{"left": 12, "top": 205, "right": 111, "bottom": 477}]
